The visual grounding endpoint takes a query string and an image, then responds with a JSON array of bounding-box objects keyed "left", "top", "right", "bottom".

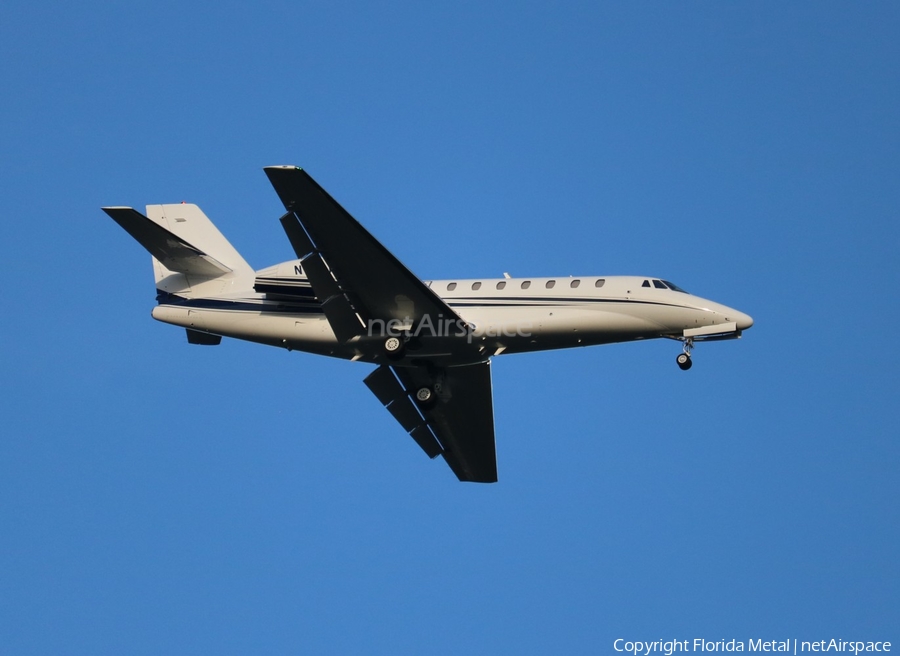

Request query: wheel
[
  {"left": 415, "top": 386, "right": 436, "bottom": 407},
  {"left": 384, "top": 336, "right": 404, "bottom": 359},
  {"left": 676, "top": 352, "right": 692, "bottom": 370}
]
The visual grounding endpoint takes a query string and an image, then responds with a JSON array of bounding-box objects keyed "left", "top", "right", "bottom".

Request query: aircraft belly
[
  {"left": 457, "top": 305, "right": 665, "bottom": 353},
  {"left": 152, "top": 305, "right": 345, "bottom": 354},
  {"left": 464, "top": 306, "right": 664, "bottom": 337}
]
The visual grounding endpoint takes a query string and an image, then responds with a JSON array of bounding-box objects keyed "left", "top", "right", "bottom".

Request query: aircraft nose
[{"left": 735, "top": 310, "right": 754, "bottom": 331}]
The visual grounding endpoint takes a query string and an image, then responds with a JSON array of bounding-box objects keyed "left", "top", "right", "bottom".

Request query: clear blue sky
[{"left": 1, "top": 2, "right": 897, "bottom": 653}]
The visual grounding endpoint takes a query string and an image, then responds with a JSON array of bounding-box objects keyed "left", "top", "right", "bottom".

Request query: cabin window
[
  {"left": 521, "top": 281, "right": 531, "bottom": 289},
  {"left": 642, "top": 280, "right": 651, "bottom": 288},
  {"left": 570, "top": 279, "right": 580, "bottom": 288},
  {"left": 653, "top": 279, "right": 667, "bottom": 289},
  {"left": 447, "top": 282, "right": 457, "bottom": 291},
  {"left": 496, "top": 281, "right": 506, "bottom": 290},
  {"left": 545, "top": 280, "right": 555, "bottom": 289},
  {"left": 472, "top": 282, "right": 482, "bottom": 290},
  {"left": 595, "top": 279, "right": 605, "bottom": 288}
]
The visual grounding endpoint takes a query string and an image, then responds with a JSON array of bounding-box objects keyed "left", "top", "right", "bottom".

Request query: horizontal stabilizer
[{"left": 102, "top": 207, "right": 232, "bottom": 277}]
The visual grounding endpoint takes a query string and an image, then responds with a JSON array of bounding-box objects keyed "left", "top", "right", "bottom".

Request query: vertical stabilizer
[
  {"left": 145, "top": 205, "right": 251, "bottom": 275},
  {"left": 103, "top": 203, "right": 255, "bottom": 298}
]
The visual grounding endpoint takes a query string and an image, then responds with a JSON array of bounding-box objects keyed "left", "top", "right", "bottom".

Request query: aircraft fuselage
[{"left": 150, "top": 271, "right": 753, "bottom": 366}]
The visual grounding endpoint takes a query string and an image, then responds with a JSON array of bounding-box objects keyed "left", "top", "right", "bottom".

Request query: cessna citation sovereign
[{"left": 103, "top": 166, "right": 752, "bottom": 483}]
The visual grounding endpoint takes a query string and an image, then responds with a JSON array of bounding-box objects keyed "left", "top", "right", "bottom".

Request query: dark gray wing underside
[
  {"left": 266, "top": 167, "right": 497, "bottom": 481},
  {"left": 365, "top": 362, "right": 498, "bottom": 483},
  {"left": 265, "top": 166, "right": 464, "bottom": 330}
]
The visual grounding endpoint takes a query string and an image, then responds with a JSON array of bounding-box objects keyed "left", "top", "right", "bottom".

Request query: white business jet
[{"left": 103, "top": 166, "right": 753, "bottom": 483}]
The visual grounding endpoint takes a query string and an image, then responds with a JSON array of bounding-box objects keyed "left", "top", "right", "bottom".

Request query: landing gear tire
[
  {"left": 414, "top": 386, "right": 436, "bottom": 408},
  {"left": 676, "top": 352, "right": 692, "bottom": 371},
  {"left": 384, "top": 336, "right": 404, "bottom": 360}
]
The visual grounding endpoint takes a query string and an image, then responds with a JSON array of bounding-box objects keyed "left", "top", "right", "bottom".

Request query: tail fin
[{"left": 102, "top": 204, "right": 254, "bottom": 297}]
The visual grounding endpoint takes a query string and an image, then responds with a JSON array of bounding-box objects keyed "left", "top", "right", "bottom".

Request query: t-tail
[{"left": 102, "top": 204, "right": 255, "bottom": 300}]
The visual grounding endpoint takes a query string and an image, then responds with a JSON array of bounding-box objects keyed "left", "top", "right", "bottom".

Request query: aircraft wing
[
  {"left": 264, "top": 166, "right": 466, "bottom": 342},
  {"left": 364, "top": 361, "right": 498, "bottom": 483}
]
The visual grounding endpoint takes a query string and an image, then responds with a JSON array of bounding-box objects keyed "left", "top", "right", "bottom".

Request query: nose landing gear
[{"left": 676, "top": 338, "right": 693, "bottom": 371}]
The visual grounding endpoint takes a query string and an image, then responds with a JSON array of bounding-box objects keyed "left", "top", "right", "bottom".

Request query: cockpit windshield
[{"left": 661, "top": 280, "right": 688, "bottom": 293}]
